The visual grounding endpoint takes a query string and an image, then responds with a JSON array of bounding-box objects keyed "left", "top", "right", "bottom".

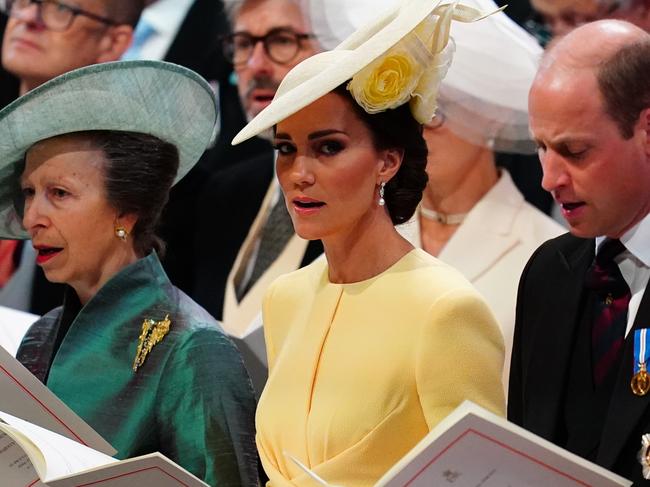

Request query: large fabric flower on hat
[
  {"left": 231, "top": 0, "right": 501, "bottom": 145},
  {"left": 347, "top": 40, "right": 428, "bottom": 114},
  {"left": 347, "top": 2, "right": 491, "bottom": 124}
]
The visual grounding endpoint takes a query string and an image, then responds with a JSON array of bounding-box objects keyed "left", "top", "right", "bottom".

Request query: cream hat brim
[
  {"left": 304, "top": 0, "right": 543, "bottom": 154},
  {"left": 231, "top": 0, "right": 454, "bottom": 145},
  {"left": 0, "top": 60, "right": 218, "bottom": 239}
]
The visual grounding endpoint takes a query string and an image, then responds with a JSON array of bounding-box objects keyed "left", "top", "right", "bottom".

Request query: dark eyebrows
[
  {"left": 308, "top": 130, "right": 346, "bottom": 140},
  {"left": 274, "top": 129, "right": 347, "bottom": 141}
]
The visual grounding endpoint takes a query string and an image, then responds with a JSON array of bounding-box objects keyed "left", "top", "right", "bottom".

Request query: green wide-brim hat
[{"left": 0, "top": 60, "right": 218, "bottom": 239}]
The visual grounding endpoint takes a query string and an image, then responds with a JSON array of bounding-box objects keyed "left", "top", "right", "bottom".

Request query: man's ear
[
  {"left": 96, "top": 25, "right": 134, "bottom": 63},
  {"left": 641, "top": 107, "right": 650, "bottom": 160},
  {"left": 377, "top": 148, "right": 404, "bottom": 184}
]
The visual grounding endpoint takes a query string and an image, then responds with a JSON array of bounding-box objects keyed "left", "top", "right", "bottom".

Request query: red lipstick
[{"left": 33, "top": 246, "right": 62, "bottom": 265}]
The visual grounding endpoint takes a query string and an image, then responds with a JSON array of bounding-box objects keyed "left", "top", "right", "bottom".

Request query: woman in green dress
[{"left": 0, "top": 61, "right": 258, "bottom": 487}]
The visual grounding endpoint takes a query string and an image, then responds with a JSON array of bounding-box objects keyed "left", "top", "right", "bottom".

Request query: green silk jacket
[{"left": 17, "top": 253, "right": 258, "bottom": 486}]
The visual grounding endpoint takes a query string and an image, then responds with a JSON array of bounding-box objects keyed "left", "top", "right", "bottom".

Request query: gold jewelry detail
[
  {"left": 632, "top": 363, "right": 650, "bottom": 396},
  {"left": 132, "top": 314, "right": 171, "bottom": 372},
  {"left": 115, "top": 226, "right": 128, "bottom": 241}
]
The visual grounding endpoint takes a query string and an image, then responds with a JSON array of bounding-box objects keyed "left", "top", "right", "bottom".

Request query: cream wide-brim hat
[
  {"left": 232, "top": 0, "right": 492, "bottom": 145},
  {"left": 0, "top": 60, "right": 218, "bottom": 239},
  {"left": 305, "top": 0, "right": 543, "bottom": 154}
]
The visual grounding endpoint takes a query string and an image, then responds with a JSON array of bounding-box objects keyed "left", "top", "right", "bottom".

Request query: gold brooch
[{"left": 132, "top": 315, "right": 171, "bottom": 372}]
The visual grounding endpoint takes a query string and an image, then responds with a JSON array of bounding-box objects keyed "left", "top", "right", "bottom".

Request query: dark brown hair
[
  {"left": 86, "top": 130, "right": 179, "bottom": 256},
  {"left": 597, "top": 39, "right": 650, "bottom": 138},
  {"left": 104, "top": 0, "right": 147, "bottom": 27},
  {"left": 333, "top": 84, "right": 428, "bottom": 225}
]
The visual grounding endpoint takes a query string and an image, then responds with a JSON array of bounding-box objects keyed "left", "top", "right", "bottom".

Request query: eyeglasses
[
  {"left": 3, "top": 0, "right": 117, "bottom": 32},
  {"left": 222, "top": 28, "right": 315, "bottom": 66}
]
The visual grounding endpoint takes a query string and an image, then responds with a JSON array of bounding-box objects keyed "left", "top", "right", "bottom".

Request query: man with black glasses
[
  {"left": 192, "top": 0, "right": 323, "bottom": 394},
  {"left": 0, "top": 0, "right": 143, "bottom": 314},
  {"left": 223, "top": 0, "right": 318, "bottom": 121}
]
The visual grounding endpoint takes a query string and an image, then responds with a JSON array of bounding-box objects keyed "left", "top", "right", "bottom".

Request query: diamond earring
[{"left": 378, "top": 181, "right": 386, "bottom": 206}]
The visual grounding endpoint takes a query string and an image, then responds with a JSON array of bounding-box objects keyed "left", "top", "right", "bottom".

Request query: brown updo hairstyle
[
  {"left": 85, "top": 130, "right": 179, "bottom": 257},
  {"left": 333, "top": 84, "right": 428, "bottom": 225}
]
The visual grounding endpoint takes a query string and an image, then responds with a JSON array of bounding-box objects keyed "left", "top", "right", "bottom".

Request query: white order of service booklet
[
  {"left": 0, "top": 324, "right": 210, "bottom": 486},
  {"left": 0, "top": 343, "right": 116, "bottom": 456},
  {"left": 289, "top": 401, "right": 632, "bottom": 487},
  {"left": 0, "top": 411, "right": 208, "bottom": 486}
]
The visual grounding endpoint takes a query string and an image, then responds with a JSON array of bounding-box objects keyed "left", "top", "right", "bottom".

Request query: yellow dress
[{"left": 257, "top": 249, "right": 505, "bottom": 486}]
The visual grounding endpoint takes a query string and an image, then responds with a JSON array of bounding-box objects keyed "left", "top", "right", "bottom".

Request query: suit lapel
[
  {"left": 598, "top": 280, "right": 650, "bottom": 468},
  {"left": 525, "top": 239, "right": 593, "bottom": 440},
  {"left": 440, "top": 209, "right": 518, "bottom": 283}
]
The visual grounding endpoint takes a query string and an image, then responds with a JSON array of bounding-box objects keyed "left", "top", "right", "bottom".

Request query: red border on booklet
[
  {"left": 70, "top": 466, "right": 191, "bottom": 486},
  {"left": 1, "top": 365, "right": 87, "bottom": 445},
  {"left": 404, "top": 428, "right": 591, "bottom": 487},
  {"left": 25, "top": 466, "right": 191, "bottom": 487}
]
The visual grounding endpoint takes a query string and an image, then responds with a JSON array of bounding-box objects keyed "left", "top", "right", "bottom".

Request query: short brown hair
[
  {"left": 597, "top": 39, "right": 650, "bottom": 138},
  {"left": 104, "top": 0, "right": 147, "bottom": 27}
]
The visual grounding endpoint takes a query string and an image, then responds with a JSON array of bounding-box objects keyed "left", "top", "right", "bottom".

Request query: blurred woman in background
[{"left": 397, "top": 0, "right": 564, "bottom": 390}]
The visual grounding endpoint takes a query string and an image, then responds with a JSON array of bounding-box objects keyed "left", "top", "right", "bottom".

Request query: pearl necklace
[{"left": 419, "top": 206, "right": 467, "bottom": 225}]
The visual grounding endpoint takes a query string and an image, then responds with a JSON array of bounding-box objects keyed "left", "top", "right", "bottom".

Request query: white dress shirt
[{"left": 596, "top": 212, "right": 650, "bottom": 336}]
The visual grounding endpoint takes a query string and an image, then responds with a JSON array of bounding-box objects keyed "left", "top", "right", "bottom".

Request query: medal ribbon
[{"left": 634, "top": 328, "right": 649, "bottom": 374}]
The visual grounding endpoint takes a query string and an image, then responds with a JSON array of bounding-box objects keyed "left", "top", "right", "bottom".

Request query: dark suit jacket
[
  {"left": 509, "top": 233, "right": 650, "bottom": 485},
  {"left": 154, "top": 0, "right": 274, "bottom": 293},
  {"left": 191, "top": 149, "right": 323, "bottom": 320}
]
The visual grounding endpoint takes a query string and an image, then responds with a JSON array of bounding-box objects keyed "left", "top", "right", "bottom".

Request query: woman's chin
[
  {"left": 293, "top": 224, "right": 323, "bottom": 242},
  {"left": 40, "top": 268, "right": 64, "bottom": 284}
]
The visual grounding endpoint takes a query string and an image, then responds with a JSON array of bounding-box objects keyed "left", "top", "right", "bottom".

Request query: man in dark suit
[
  {"left": 126, "top": 0, "right": 271, "bottom": 293},
  {"left": 508, "top": 20, "right": 650, "bottom": 484},
  {"left": 192, "top": 0, "right": 323, "bottom": 323}
]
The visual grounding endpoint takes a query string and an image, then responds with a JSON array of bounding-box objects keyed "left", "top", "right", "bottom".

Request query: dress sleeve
[
  {"left": 156, "top": 325, "right": 259, "bottom": 487},
  {"left": 415, "top": 288, "right": 506, "bottom": 429}
]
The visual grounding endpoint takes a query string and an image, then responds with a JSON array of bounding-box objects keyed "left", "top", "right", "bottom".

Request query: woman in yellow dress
[{"left": 232, "top": 1, "right": 506, "bottom": 485}]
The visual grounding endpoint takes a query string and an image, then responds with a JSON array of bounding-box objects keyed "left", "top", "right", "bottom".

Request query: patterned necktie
[
  {"left": 237, "top": 197, "right": 295, "bottom": 301},
  {"left": 585, "top": 238, "right": 631, "bottom": 386}
]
